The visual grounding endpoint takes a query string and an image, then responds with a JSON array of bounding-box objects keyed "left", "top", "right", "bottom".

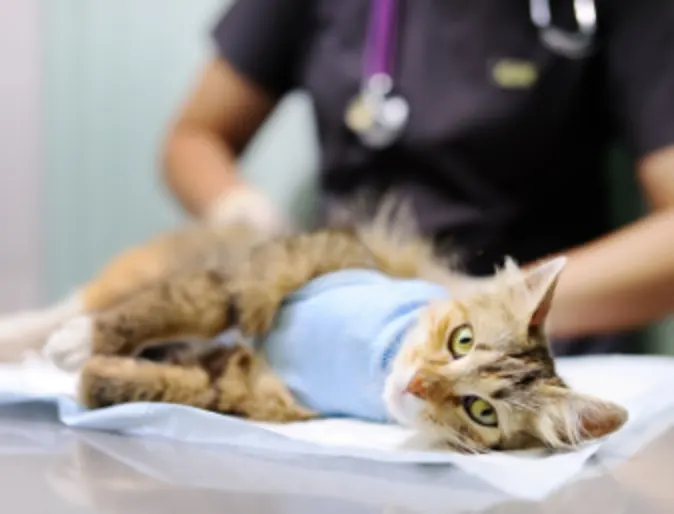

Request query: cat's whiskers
[
  {"left": 424, "top": 416, "right": 484, "bottom": 454},
  {"left": 451, "top": 438, "right": 484, "bottom": 455}
]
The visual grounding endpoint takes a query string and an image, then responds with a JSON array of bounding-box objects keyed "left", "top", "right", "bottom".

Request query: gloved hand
[{"left": 204, "top": 183, "right": 293, "bottom": 236}]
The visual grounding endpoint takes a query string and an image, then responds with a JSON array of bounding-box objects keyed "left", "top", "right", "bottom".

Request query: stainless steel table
[{"left": 0, "top": 405, "right": 672, "bottom": 513}]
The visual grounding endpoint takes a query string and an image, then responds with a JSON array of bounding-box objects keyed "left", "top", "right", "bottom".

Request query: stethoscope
[{"left": 345, "top": 0, "right": 598, "bottom": 149}]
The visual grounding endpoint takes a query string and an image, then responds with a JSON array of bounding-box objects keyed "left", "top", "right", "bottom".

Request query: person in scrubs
[{"left": 161, "top": 0, "right": 674, "bottom": 356}]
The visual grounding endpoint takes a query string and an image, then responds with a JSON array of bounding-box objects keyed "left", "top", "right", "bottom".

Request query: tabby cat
[{"left": 0, "top": 207, "right": 627, "bottom": 452}]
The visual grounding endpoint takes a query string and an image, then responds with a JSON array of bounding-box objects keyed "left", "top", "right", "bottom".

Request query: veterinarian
[{"left": 161, "top": 0, "right": 674, "bottom": 356}]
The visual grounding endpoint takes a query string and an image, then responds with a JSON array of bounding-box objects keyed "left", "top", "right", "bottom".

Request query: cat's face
[{"left": 383, "top": 257, "right": 628, "bottom": 453}]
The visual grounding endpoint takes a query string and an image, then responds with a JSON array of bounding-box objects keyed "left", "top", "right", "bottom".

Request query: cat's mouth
[{"left": 391, "top": 391, "right": 426, "bottom": 427}]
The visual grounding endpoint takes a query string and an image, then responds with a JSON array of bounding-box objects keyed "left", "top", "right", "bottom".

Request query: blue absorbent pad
[{"left": 1, "top": 354, "right": 674, "bottom": 500}]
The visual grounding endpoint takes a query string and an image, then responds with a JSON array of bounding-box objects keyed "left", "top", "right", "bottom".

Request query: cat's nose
[
  {"left": 405, "top": 369, "right": 452, "bottom": 402},
  {"left": 405, "top": 374, "right": 428, "bottom": 399}
]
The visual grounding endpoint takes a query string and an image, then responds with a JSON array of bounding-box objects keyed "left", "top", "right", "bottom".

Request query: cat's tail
[
  {"left": 0, "top": 292, "right": 85, "bottom": 362},
  {"left": 0, "top": 226, "right": 183, "bottom": 362},
  {"left": 0, "top": 224, "right": 185, "bottom": 362}
]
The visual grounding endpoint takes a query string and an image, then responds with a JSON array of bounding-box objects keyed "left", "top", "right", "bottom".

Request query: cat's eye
[
  {"left": 463, "top": 395, "right": 498, "bottom": 427},
  {"left": 448, "top": 324, "right": 474, "bottom": 358}
]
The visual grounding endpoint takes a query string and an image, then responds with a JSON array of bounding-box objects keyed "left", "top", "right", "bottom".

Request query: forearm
[
  {"left": 161, "top": 123, "right": 291, "bottom": 234},
  {"left": 162, "top": 124, "right": 242, "bottom": 218},
  {"left": 546, "top": 208, "right": 674, "bottom": 339}
]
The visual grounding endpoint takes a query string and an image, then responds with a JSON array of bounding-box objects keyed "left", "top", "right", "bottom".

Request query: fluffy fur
[
  {"left": 0, "top": 203, "right": 628, "bottom": 451},
  {"left": 383, "top": 258, "right": 627, "bottom": 452}
]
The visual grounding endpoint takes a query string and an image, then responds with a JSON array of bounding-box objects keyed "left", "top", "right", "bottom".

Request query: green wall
[{"left": 43, "top": 0, "right": 319, "bottom": 300}]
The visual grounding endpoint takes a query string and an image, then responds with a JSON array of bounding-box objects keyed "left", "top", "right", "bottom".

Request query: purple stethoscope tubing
[
  {"left": 347, "top": 0, "right": 409, "bottom": 148},
  {"left": 363, "top": 0, "right": 398, "bottom": 82}
]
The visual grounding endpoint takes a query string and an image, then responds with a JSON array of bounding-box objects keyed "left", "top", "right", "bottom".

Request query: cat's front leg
[
  {"left": 232, "top": 229, "right": 376, "bottom": 335},
  {"left": 44, "top": 269, "right": 236, "bottom": 370}
]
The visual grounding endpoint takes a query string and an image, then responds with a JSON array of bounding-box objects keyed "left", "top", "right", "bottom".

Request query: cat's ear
[
  {"left": 534, "top": 385, "right": 628, "bottom": 447},
  {"left": 522, "top": 256, "right": 567, "bottom": 329}
]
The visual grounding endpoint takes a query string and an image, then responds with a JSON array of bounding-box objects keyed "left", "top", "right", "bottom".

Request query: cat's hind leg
[
  {"left": 209, "top": 345, "right": 316, "bottom": 422},
  {"left": 80, "top": 355, "right": 214, "bottom": 410},
  {"left": 80, "top": 346, "right": 315, "bottom": 422}
]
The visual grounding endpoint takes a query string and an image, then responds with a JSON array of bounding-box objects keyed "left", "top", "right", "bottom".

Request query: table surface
[{"left": 0, "top": 406, "right": 672, "bottom": 514}]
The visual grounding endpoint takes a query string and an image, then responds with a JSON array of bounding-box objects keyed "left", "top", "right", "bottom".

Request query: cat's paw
[
  {"left": 43, "top": 315, "right": 94, "bottom": 371},
  {"left": 245, "top": 396, "right": 317, "bottom": 423}
]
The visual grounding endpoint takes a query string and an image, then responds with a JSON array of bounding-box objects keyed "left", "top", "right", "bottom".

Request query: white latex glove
[{"left": 204, "top": 184, "right": 293, "bottom": 236}]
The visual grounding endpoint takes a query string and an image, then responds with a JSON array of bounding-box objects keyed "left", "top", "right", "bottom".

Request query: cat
[{"left": 0, "top": 205, "right": 628, "bottom": 452}]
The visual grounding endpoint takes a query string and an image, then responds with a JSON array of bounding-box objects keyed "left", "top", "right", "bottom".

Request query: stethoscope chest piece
[
  {"left": 344, "top": 0, "right": 409, "bottom": 149},
  {"left": 345, "top": 73, "right": 410, "bottom": 149}
]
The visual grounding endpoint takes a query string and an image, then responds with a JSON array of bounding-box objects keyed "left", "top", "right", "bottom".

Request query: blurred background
[
  {"left": 1, "top": 0, "right": 318, "bottom": 304},
  {"left": 0, "top": 0, "right": 672, "bottom": 351}
]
